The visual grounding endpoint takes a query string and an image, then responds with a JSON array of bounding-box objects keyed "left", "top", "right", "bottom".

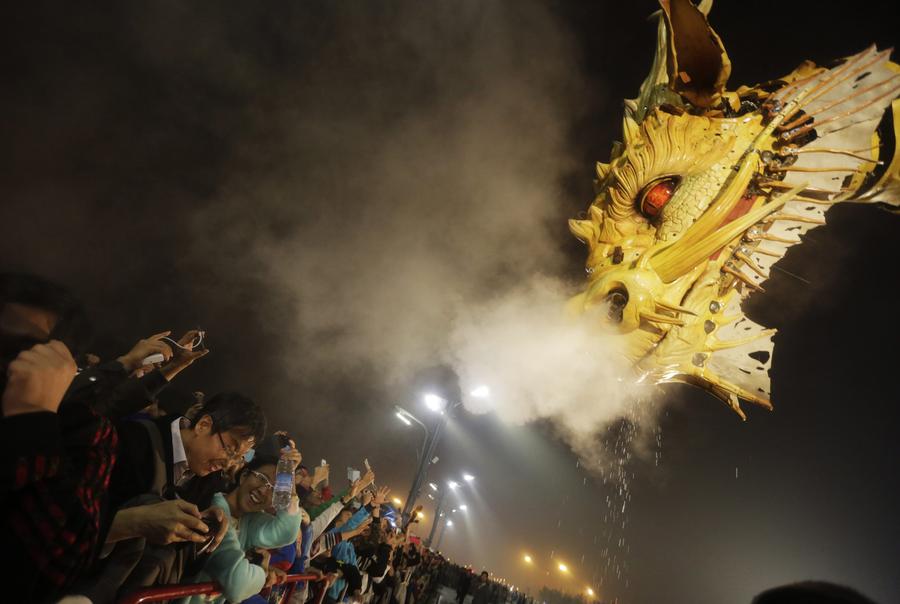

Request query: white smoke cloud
[{"left": 448, "top": 276, "right": 656, "bottom": 468}]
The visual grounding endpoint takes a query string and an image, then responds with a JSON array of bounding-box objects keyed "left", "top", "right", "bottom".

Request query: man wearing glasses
[{"left": 74, "top": 391, "right": 267, "bottom": 602}]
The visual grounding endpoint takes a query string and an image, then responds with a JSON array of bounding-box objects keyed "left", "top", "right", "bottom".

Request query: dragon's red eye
[{"left": 638, "top": 177, "right": 679, "bottom": 218}]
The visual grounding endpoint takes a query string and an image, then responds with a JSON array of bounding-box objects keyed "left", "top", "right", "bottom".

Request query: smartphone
[
  {"left": 363, "top": 458, "right": 371, "bottom": 471},
  {"left": 321, "top": 459, "right": 327, "bottom": 467},
  {"left": 347, "top": 467, "right": 361, "bottom": 482}
]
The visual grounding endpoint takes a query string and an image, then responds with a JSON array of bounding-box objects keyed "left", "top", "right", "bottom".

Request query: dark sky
[{"left": 2, "top": 2, "right": 899, "bottom": 603}]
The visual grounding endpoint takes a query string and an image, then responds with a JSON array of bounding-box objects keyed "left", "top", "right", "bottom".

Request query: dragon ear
[{"left": 660, "top": 0, "right": 731, "bottom": 108}]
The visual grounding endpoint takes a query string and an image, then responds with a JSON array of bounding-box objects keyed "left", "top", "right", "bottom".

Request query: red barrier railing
[{"left": 117, "top": 572, "right": 328, "bottom": 604}]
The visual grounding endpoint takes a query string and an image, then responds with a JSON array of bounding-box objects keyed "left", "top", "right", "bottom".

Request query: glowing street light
[
  {"left": 523, "top": 554, "right": 533, "bottom": 564},
  {"left": 395, "top": 412, "right": 412, "bottom": 426},
  {"left": 424, "top": 393, "right": 446, "bottom": 412}
]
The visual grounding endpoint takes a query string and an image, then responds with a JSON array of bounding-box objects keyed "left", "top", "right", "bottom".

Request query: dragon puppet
[{"left": 568, "top": 0, "right": 900, "bottom": 418}]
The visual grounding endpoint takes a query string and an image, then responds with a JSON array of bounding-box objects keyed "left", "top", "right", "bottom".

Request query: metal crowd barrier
[{"left": 116, "top": 572, "right": 329, "bottom": 604}]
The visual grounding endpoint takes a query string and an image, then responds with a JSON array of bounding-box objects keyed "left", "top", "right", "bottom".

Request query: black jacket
[
  {"left": 66, "top": 361, "right": 169, "bottom": 421},
  {"left": 108, "top": 414, "right": 225, "bottom": 512}
]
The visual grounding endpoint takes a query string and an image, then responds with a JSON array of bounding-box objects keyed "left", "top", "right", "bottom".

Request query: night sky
[{"left": 2, "top": 2, "right": 899, "bottom": 603}]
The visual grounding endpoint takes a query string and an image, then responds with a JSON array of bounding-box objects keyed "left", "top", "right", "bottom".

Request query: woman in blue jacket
[{"left": 181, "top": 451, "right": 302, "bottom": 604}]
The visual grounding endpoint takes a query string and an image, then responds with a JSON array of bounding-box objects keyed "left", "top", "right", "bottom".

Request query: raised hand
[
  {"left": 117, "top": 331, "right": 174, "bottom": 372},
  {"left": 373, "top": 486, "right": 391, "bottom": 506},
  {"left": 2, "top": 340, "right": 77, "bottom": 417},
  {"left": 312, "top": 463, "right": 330, "bottom": 486},
  {"left": 160, "top": 329, "right": 209, "bottom": 381}
]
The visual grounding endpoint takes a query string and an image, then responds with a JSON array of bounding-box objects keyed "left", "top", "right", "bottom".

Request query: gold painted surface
[{"left": 569, "top": 0, "right": 900, "bottom": 417}]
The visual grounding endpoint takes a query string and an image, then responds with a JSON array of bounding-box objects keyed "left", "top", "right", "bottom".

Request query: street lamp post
[
  {"left": 434, "top": 517, "right": 453, "bottom": 550},
  {"left": 396, "top": 387, "right": 488, "bottom": 527},
  {"left": 403, "top": 406, "right": 447, "bottom": 522},
  {"left": 425, "top": 487, "right": 448, "bottom": 546},
  {"left": 394, "top": 405, "right": 429, "bottom": 463},
  {"left": 425, "top": 474, "right": 472, "bottom": 547}
]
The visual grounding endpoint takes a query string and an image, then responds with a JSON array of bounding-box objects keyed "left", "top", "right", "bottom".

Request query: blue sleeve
[
  {"left": 270, "top": 542, "right": 297, "bottom": 567},
  {"left": 244, "top": 507, "right": 303, "bottom": 549},
  {"left": 201, "top": 521, "right": 266, "bottom": 602},
  {"left": 341, "top": 506, "right": 371, "bottom": 531},
  {"left": 289, "top": 524, "right": 314, "bottom": 574}
]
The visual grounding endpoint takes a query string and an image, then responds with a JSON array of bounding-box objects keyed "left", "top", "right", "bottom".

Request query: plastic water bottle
[{"left": 272, "top": 448, "right": 295, "bottom": 511}]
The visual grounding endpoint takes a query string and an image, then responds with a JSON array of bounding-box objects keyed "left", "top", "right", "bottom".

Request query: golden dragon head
[{"left": 569, "top": 0, "right": 900, "bottom": 418}]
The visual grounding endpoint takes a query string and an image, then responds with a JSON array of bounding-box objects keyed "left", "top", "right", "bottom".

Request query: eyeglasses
[
  {"left": 215, "top": 431, "right": 242, "bottom": 461},
  {"left": 249, "top": 470, "right": 274, "bottom": 491}
]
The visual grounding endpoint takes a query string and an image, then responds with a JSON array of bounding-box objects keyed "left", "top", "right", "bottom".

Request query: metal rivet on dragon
[{"left": 568, "top": 0, "right": 900, "bottom": 418}]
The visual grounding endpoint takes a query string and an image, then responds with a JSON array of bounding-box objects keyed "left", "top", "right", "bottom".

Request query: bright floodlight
[
  {"left": 429, "top": 482, "right": 438, "bottom": 491},
  {"left": 423, "top": 393, "right": 446, "bottom": 411},
  {"left": 395, "top": 412, "right": 412, "bottom": 426},
  {"left": 523, "top": 554, "right": 533, "bottom": 564},
  {"left": 586, "top": 588, "right": 595, "bottom": 597},
  {"left": 447, "top": 480, "right": 459, "bottom": 490},
  {"left": 417, "top": 511, "right": 425, "bottom": 519},
  {"left": 459, "top": 504, "right": 468, "bottom": 511},
  {"left": 462, "top": 473, "right": 475, "bottom": 482},
  {"left": 392, "top": 497, "right": 402, "bottom": 506},
  {"left": 446, "top": 520, "right": 453, "bottom": 527},
  {"left": 470, "top": 385, "right": 490, "bottom": 399},
  {"left": 558, "top": 563, "right": 568, "bottom": 573},
  {"left": 451, "top": 508, "right": 457, "bottom": 513}
]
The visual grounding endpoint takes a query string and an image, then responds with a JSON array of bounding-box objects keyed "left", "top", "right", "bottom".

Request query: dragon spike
[
  {"left": 595, "top": 161, "right": 611, "bottom": 181},
  {"left": 588, "top": 204, "right": 604, "bottom": 223},
  {"left": 622, "top": 115, "right": 641, "bottom": 147},
  {"left": 654, "top": 299, "right": 697, "bottom": 316},
  {"left": 734, "top": 251, "right": 768, "bottom": 278},
  {"left": 568, "top": 219, "right": 597, "bottom": 244},
  {"left": 722, "top": 265, "right": 765, "bottom": 292},
  {"left": 639, "top": 311, "right": 686, "bottom": 327}
]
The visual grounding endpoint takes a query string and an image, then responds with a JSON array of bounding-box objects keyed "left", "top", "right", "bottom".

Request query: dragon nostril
[{"left": 605, "top": 288, "right": 629, "bottom": 323}]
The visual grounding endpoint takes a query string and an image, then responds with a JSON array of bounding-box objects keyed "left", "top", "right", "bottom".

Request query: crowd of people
[{"left": 0, "top": 272, "right": 512, "bottom": 604}]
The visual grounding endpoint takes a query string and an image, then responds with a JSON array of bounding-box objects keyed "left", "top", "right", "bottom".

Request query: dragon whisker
[
  {"left": 654, "top": 300, "right": 697, "bottom": 316},
  {"left": 639, "top": 311, "right": 686, "bottom": 327}
]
